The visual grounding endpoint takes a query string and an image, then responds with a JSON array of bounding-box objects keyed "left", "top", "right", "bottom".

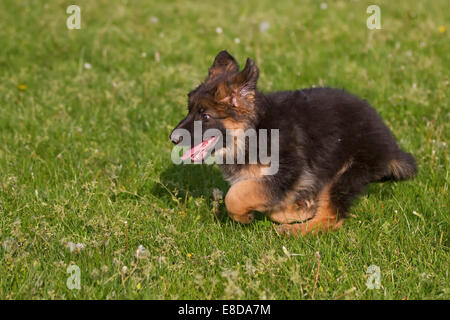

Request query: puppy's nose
[{"left": 170, "top": 132, "right": 183, "bottom": 145}]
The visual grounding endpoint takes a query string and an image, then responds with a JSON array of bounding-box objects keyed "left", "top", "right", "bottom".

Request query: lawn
[{"left": 0, "top": 0, "right": 448, "bottom": 299}]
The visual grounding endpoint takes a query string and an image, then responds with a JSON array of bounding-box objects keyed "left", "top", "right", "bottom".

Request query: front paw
[{"left": 229, "top": 212, "right": 254, "bottom": 224}]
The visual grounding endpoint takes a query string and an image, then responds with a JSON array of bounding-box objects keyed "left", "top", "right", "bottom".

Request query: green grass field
[{"left": 0, "top": 0, "right": 448, "bottom": 299}]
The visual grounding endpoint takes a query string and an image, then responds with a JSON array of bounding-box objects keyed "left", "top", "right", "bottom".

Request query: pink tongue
[{"left": 181, "top": 137, "right": 217, "bottom": 161}]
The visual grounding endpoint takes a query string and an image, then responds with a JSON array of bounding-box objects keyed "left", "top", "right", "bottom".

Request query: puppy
[{"left": 170, "top": 51, "right": 416, "bottom": 235}]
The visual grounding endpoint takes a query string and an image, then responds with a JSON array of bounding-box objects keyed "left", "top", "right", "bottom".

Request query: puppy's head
[{"left": 170, "top": 51, "right": 260, "bottom": 162}]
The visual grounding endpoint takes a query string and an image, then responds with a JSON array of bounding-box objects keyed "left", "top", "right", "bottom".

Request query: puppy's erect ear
[
  {"left": 215, "top": 57, "right": 259, "bottom": 110},
  {"left": 206, "top": 51, "right": 239, "bottom": 82},
  {"left": 232, "top": 58, "right": 259, "bottom": 99}
]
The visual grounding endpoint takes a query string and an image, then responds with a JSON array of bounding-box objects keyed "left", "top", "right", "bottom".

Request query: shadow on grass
[
  {"left": 366, "top": 180, "right": 400, "bottom": 198},
  {"left": 150, "top": 163, "right": 269, "bottom": 224},
  {"left": 150, "top": 164, "right": 404, "bottom": 224},
  {"left": 153, "top": 163, "right": 227, "bottom": 198},
  {"left": 149, "top": 163, "right": 226, "bottom": 220}
]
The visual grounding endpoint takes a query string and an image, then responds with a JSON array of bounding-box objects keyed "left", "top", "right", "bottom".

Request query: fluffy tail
[{"left": 386, "top": 151, "right": 417, "bottom": 181}]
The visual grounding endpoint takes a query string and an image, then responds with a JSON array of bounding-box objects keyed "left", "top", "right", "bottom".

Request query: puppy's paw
[
  {"left": 276, "top": 224, "right": 299, "bottom": 237},
  {"left": 229, "top": 212, "right": 254, "bottom": 224}
]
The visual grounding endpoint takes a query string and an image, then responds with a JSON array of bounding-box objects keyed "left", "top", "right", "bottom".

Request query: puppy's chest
[{"left": 219, "top": 164, "right": 268, "bottom": 185}]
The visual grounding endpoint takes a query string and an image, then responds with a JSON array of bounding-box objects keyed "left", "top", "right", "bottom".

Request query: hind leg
[
  {"left": 328, "top": 165, "right": 373, "bottom": 218},
  {"left": 277, "top": 183, "right": 343, "bottom": 235},
  {"left": 277, "top": 163, "right": 372, "bottom": 236},
  {"left": 268, "top": 202, "right": 315, "bottom": 224}
]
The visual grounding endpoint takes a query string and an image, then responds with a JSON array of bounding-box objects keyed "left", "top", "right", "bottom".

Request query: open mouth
[{"left": 181, "top": 136, "right": 218, "bottom": 162}]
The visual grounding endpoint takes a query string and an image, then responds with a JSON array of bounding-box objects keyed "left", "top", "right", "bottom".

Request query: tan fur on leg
[
  {"left": 225, "top": 179, "right": 268, "bottom": 224},
  {"left": 277, "top": 184, "right": 343, "bottom": 236},
  {"left": 268, "top": 203, "right": 314, "bottom": 224}
]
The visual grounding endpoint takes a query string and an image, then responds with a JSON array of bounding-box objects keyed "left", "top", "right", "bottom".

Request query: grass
[{"left": 0, "top": 0, "right": 448, "bottom": 300}]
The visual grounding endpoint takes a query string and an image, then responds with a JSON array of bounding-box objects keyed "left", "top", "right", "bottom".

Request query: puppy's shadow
[
  {"left": 151, "top": 164, "right": 279, "bottom": 224},
  {"left": 151, "top": 164, "right": 230, "bottom": 215}
]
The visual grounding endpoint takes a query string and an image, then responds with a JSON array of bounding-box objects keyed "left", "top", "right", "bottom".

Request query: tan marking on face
[
  {"left": 193, "top": 96, "right": 228, "bottom": 115},
  {"left": 222, "top": 118, "right": 246, "bottom": 131}
]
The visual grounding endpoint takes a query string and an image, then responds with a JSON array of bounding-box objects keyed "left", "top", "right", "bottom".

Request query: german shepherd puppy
[{"left": 170, "top": 51, "right": 416, "bottom": 235}]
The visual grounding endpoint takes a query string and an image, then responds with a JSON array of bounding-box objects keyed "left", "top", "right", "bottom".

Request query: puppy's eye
[{"left": 202, "top": 113, "right": 211, "bottom": 120}]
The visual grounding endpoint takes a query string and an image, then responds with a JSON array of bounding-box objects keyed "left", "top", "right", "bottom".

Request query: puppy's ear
[
  {"left": 215, "top": 58, "right": 259, "bottom": 109},
  {"left": 232, "top": 58, "right": 259, "bottom": 99},
  {"left": 206, "top": 51, "right": 239, "bottom": 82}
]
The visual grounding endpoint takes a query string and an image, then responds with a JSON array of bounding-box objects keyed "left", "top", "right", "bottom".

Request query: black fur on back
[{"left": 253, "top": 87, "right": 417, "bottom": 217}]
